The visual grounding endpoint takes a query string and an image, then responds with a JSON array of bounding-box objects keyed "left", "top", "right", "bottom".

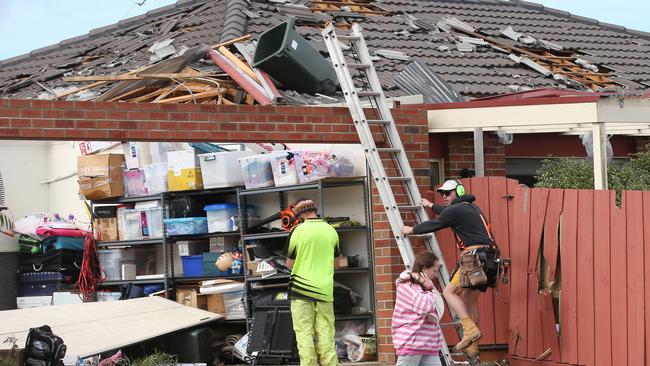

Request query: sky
[{"left": 0, "top": 0, "right": 649, "bottom": 60}]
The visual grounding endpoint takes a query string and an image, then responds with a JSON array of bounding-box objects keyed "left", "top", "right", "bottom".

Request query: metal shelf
[
  {"left": 101, "top": 278, "right": 165, "bottom": 286},
  {"left": 242, "top": 226, "right": 367, "bottom": 241},
  {"left": 335, "top": 313, "right": 374, "bottom": 321},
  {"left": 92, "top": 193, "right": 163, "bottom": 204},
  {"left": 165, "top": 187, "right": 239, "bottom": 198},
  {"left": 246, "top": 268, "right": 369, "bottom": 283},
  {"left": 172, "top": 275, "right": 245, "bottom": 283},
  {"left": 238, "top": 177, "right": 365, "bottom": 196},
  {"left": 97, "top": 238, "right": 164, "bottom": 247},
  {"left": 166, "top": 231, "right": 240, "bottom": 242}
]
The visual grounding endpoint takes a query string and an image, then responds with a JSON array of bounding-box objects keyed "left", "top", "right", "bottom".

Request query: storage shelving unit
[{"left": 237, "top": 177, "right": 376, "bottom": 329}]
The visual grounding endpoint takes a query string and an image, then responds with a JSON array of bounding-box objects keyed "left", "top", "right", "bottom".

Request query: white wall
[
  {"left": 0, "top": 141, "right": 50, "bottom": 252},
  {"left": 46, "top": 142, "right": 87, "bottom": 222}
]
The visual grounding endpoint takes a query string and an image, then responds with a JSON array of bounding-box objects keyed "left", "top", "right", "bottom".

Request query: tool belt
[{"left": 458, "top": 245, "right": 499, "bottom": 288}]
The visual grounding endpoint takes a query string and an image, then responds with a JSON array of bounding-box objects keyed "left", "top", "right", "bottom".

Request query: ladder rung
[
  {"left": 347, "top": 63, "right": 370, "bottom": 69},
  {"left": 386, "top": 176, "right": 412, "bottom": 182},
  {"left": 397, "top": 205, "right": 421, "bottom": 211},
  {"left": 376, "top": 148, "right": 401, "bottom": 154},
  {"left": 357, "top": 91, "right": 380, "bottom": 97},
  {"left": 440, "top": 321, "right": 461, "bottom": 327},
  {"left": 337, "top": 35, "right": 361, "bottom": 41},
  {"left": 367, "top": 119, "right": 391, "bottom": 125}
]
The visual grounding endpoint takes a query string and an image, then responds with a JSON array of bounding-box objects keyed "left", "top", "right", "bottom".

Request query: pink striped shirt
[{"left": 391, "top": 277, "right": 443, "bottom": 356}]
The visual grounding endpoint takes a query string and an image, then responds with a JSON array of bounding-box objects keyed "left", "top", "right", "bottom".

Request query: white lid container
[
  {"left": 239, "top": 154, "right": 274, "bottom": 189},
  {"left": 270, "top": 151, "right": 299, "bottom": 186},
  {"left": 198, "top": 151, "right": 255, "bottom": 189}
]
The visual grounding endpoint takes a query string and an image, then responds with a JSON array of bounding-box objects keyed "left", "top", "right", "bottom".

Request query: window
[{"left": 429, "top": 159, "right": 444, "bottom": 189}]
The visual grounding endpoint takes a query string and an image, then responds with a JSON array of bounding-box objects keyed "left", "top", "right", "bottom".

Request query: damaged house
[{"left": 1, "top": 0, "right": 650, "bottom": 363}]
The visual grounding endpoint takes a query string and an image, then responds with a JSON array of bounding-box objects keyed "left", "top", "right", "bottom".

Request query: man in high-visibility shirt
[{"left": 286, "top": 198, "right": 340, "bottom": 366}]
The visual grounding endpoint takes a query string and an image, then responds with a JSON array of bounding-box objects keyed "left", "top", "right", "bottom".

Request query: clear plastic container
[
  {"left": 124, "top": 170, "right": 148, "bottom": 197},
  {"left": 199, "top": 151, "right": 255, "bottom": 189},
  {"left": 295, "top": 151, "right": 331, "bottom": 183},
  {"left": 119, "top": 209, "right": 143, "bottom": 240},
  {"left": 143, "top": 162, "right": 168, "bottom": 194},
  {"left": 164, "top": 217, "right": 209, "bottom": 236},
  {"left": 98, "top": 249, "right": 135, "bottom": 281},
  {"left": 205, "top": 203, "right": 238, "bottom": 233},
  {"left": 98, "top": 247, "right": 161, "bottom": 280},
  {"left": 223, "top": 291, "right": 246, "bottom": 319},
  {"left": 144, "top": 207, "right": 164, "bottom": 238},
  {"left": 239, "top": 154, "right": 274, "bottom": 189},
  {"left": 270, "top": 151, "right": 299, "bottom": 186}
]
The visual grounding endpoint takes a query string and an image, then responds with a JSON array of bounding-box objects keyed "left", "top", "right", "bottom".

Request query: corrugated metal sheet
[{"left": 393, "top": 59, "right": 465, "bottom": 103}]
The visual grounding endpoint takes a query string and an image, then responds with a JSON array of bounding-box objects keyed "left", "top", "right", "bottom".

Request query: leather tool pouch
[{"left": 460, "top": 253, "right": 488, "bottom": 287}]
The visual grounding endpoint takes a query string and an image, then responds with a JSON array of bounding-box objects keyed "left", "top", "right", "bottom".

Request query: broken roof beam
[
  {"left": 211, "top": 34, "right": 252, "bottom": 49},
  {"left": 62, "top": 72, "right": 222, "bottom": 82},
  {"left": 207, "top": 49, "right": 272, "bottom": 105}
]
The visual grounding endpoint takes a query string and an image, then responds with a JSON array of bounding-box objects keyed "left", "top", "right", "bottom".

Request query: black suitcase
[{"left": 19, "top": 250, "right": 82, "bottom": 282}]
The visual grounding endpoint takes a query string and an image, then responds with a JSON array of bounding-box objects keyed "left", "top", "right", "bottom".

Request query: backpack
[{"left": 23, "top": 325, "right": 66, "bottom": 366}]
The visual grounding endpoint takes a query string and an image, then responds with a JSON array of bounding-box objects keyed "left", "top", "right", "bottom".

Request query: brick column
[{"left": 446, "top": 132, "right": 506, "bottom": 178}]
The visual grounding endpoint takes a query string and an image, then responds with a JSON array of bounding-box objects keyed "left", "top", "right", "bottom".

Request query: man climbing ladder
[{"left": 402, "top": 179, "right": 501, "bottom": 360}]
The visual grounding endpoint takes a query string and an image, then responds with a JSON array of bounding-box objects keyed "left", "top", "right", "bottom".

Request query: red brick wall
[
  {"left": 0, "top": 98, "right": 431, "bottom": 363},
  {"left": 445, "top": 132, "right": 506, "bottom": 179}
]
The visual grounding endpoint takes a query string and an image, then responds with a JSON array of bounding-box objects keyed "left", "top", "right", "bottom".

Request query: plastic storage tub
[
  {"left": 143, "top": 162, "right": 168, "bottom": 194},
  {"left": 144, "top": 207, "right": 163, "bottom": 238},
  {"left": 98, "top": 248, "right": 136, "bottom": 281},
  {"left": 240, "top": 155, "right": 274, "bottom": 189},
  {"left": 118, "top": 209, "right": 143, "bottom": 241},
  {"left": 252, "top": 17, "right": 337, "bottom": 95},
  {"left": 124, "top": 169, "right": 148, "bottom": 197},
  {"left": 202, "top": 252, "right": 231, "bottom": 276},
  {"left": 295, "top": 151, "right": 332, "bottom": 183},
  {"left": 199, "top": 151, "right": 255, "bottom": 189},
  {"left": 204, "top": 203, "right": 238, "bottom": 233},
  {"left": 181, "top": 255, "right": 202, "bottom": 277},
  {"left": 270, "top": 151, "right": 299, "bottom": 186},
  {"left": 165, "top": 217, "right": 209, "bottom": 236},
  {"left": 223, "top": 291, "right": 246, "bottom": 319}
]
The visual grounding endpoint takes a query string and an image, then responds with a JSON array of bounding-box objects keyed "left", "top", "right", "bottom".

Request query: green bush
[{"left": 535, "top": 144, "right": 650, "bottom": 192}]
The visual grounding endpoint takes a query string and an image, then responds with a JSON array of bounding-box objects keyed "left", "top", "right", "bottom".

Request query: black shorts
[{"left": 449, "top": 247, "right": 499, "bottom": 293}]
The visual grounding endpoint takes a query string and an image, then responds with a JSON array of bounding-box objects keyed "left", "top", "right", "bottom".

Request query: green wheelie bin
[{"left": 253, "top": 17, "right": 338, "bottom": 95}]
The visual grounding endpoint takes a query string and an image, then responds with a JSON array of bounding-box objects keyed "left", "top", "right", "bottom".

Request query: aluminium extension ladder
[{"left": 322, "top": 23, "right": 472, "bottom": 366}]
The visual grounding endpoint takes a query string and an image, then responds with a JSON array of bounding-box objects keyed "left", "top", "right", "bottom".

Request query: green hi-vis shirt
[{"left": 287, "top": 218, "right": 340, "bottom": 302}]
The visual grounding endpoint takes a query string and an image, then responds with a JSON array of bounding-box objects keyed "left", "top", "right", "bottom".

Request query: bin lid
[{"left": 204, "top": 203, "right": 238, "bottom": 211}]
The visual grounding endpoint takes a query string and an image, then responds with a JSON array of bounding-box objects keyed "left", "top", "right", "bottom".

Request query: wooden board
[
  {"left": 543, "top": 189, "right": 563, "bottom": 289},
  {"left": 468, "top": 177, "right": 496, "bottom": 345},
  {"left": 509, "top": 185, "right": 530, "bottom": 356},
  {"left": 488, "top": 176, "right": 513, "bottom": 344},
  {"left": 526, "top": 188, "right": 549, "bottom": 358},
  {"left": 592, "top": 190, "right": 611, "bottom": 366},
  {"left": 559, "top": 189, "right": 578, "bottom": 364},
  {"left": 576, "top": 189, "right": 595, "bottom": 366},
  {"left": 539, "top": 289, "right": 561, "bottom": 362},
  {"left": 624, "top": 191, "right": 644, "bottom": 366},
  {"left": 609, "top": 190, "right": 627, "bottom": 366},
  {"left": 643, "top": 192, "right": 650, "bottom": 366}
]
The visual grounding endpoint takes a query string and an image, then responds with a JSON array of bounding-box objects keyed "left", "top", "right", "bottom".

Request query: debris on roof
[
  {"left": 148, "top": 38, "right": 176, "bottom": 63},
  {"left": 509, "top": 54, "right": 552, "bottom": 77},
  {"left": 538, "top": 39, "right": 564, "bottom": 51},
  {"left": 374, "top": 49, "right": 411, "bottom": 61},
  {"left": 456, "top": 43, "right": 476, "bottom": 53},
  {"left": 393, "top": 59, "right": 464, "bottom": 103}
]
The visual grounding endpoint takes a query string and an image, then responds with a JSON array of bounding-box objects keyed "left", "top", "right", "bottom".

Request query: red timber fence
[{"left": 425, "top": 177, "right": 650, "bottom": 366}]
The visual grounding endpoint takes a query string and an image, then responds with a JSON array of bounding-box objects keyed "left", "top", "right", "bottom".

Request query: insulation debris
[{"left": 374, "top": 49, "right": 411, "bottom": 61}]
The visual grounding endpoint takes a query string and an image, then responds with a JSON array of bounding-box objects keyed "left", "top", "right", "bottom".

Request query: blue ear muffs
[{"left": 455, "top": 179, "right": 465, "bottom": 196}]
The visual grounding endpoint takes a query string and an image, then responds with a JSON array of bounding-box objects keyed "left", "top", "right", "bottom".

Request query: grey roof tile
[{"left": 1, "top": 0, "right": 649, "bottom": 99}]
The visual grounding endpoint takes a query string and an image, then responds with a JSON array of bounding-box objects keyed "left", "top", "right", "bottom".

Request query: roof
[{"left": 1, "top": 0, "right": 650, "bottom": 100}]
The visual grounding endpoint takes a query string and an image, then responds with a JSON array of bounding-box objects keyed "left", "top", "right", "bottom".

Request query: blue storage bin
[
  {"left": 19, "top": 272, "right": 66, "bottom": 297},
  {"left": 164, "top": 217, "right": 208, "bottom": 236},
  {"left": 41, "top": 236, "right": 85, "bottom": 252},
  {"left": 202, "top": 252, "right": 231, "bottom": 276},
  {"left": 181, "top": 255, "right": 203, "bottom": 277}
]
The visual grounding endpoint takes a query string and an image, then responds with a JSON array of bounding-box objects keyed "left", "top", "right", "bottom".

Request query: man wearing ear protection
[
  {"left": 401, "top": 179, "right": 499, "bottom": 360},
  {"left": 286, "top": 199, "right": 340, "bottom": 366}
]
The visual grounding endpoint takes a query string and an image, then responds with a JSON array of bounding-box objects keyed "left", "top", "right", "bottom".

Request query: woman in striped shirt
[{"left": 391, "top": 252, "right": 444, "bottom": 366}]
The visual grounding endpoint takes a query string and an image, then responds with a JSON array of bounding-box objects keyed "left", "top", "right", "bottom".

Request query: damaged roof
[{"left": 1, "top": 0, "right": 650, "bottom": 100}]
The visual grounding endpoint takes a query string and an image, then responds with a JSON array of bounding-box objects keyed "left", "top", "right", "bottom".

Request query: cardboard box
[
  {"left": 167, "top": 150, "right": 203, "bottom": 191},
  {"left": 336, "top": 256, "right": 349, "bottom": 268},
  {"left": 77, "top": 154, "right": 125, "bottom": 200},
  {"left": 175, "top": 287, "right": 225, "bottom": 316},
  {"left": 122, "top": 142, "right": 141, "bottom": 170},
  {"left": 94, "top": 217, "right": 118, "bottom": 241}
]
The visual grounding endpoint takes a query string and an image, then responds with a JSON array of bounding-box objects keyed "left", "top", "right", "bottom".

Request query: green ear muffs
[{"left": 455, "top": 180, "right": 465, "bottom": 196}]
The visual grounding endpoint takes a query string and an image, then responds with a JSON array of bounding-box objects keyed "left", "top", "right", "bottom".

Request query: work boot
[
  {"left": 464, "top": 341, "right": 479, "bottom": 358},
  {"left": 454, "top": 317, "right": 482, "bottom": 351}
]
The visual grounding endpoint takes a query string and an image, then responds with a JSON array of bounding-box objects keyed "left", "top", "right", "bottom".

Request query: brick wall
[
  {"left": 0, "top": 98, "right": 431, "bottom": 363},
  {"left": 446, "top": 132, "right": 506, "bottom": 178}
]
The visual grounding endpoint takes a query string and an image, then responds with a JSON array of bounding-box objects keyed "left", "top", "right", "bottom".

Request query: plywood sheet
[{"left": 0, "top": 297, "right": 222, "bottom": 360}]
